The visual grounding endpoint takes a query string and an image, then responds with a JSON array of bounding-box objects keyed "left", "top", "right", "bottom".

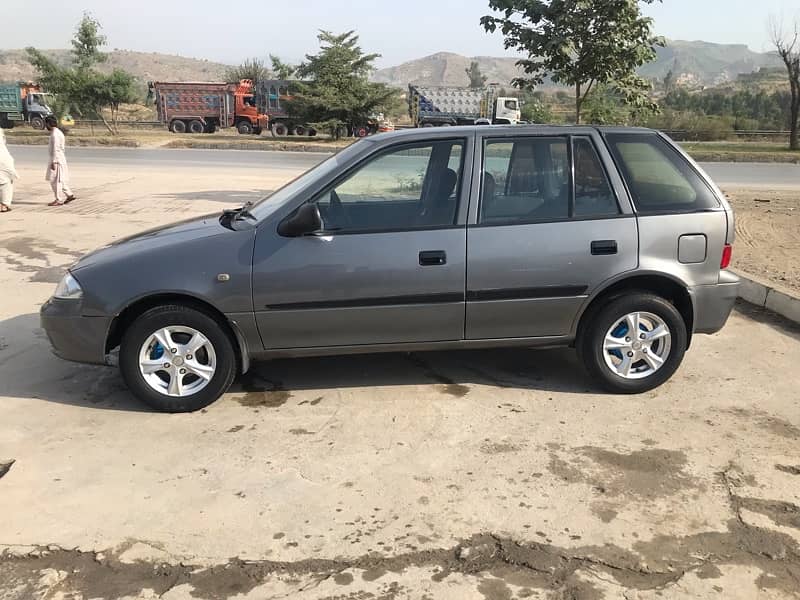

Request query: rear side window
[{"left": 605, "top": 133, "right": 720, "bottom": 214}]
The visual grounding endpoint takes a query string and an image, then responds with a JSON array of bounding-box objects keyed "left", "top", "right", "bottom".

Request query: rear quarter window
[{"left": 604, "top": 133, "right": 720, "bottom": 214}]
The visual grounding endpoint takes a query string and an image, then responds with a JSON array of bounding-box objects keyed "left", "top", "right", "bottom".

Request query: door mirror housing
[{"left": 278, "top": 203, "right": 323, "bottom": 237}]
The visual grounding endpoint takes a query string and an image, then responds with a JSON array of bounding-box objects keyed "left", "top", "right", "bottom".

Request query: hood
[{"left": 71, "top": 213, "right": 225, "bottom": 272}]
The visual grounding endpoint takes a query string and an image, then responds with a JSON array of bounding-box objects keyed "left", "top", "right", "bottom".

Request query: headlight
[{"left": 54, "top": 272, "right": 83, "bottom": 300}]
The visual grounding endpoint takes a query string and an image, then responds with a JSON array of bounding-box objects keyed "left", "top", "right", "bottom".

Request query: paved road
[{"left": 10, "top": 145, "right": 800, "bottom": 188}]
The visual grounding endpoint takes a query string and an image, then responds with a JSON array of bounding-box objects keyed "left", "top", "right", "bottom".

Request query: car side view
[{"left": 41, "top": 126, "right": 740, "bottom": 412}]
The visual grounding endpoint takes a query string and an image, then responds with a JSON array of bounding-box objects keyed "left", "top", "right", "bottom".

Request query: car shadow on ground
[
  {"left": 1, "top": 313, "right": 599, "bottom": 412},
  {"left": 151, "top": 189, "right": 269, "bottom": 205}
]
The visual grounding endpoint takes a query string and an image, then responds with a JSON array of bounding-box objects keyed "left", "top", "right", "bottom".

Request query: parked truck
[
  {"left": 256, "top": 80, "right": 317, "bottom": 137},
  {"left": 150, "top": 80, "right": 268, "bottom": 134},
  {"left": 408, "top": 84, "right": 521, "bottom": 127},
  {"left": 0, "top": 82, "right": 55, "bottom": 130}
]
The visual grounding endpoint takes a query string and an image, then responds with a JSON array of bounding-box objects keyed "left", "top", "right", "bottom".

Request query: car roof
[{"left": 370, "top": 124, "right": 657, "bottom": 143}]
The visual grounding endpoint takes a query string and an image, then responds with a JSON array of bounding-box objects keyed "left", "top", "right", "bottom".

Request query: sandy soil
[{"left": 723, "top": 188, "right": 800, "bottom": 294}]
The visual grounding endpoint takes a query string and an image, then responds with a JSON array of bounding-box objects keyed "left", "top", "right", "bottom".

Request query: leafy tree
[
  {"left": 288, "top": 31, "right": 397, "bottom": 138},
  {"left": 465, "top": 61, "right": 488, "bottom": 89},
  {"left": 226, "top": 57, "right": 269, "bottom": 85},
  {"left": 481, "top": 0, "right": 664, "bottom": 124},
  {"left": 270, "top": 55, "right": 298, "bottom": 80},
  {"left": 26, "top": 14, "right": 136, "bottom": 134},
  {"left": 770, "top": 16, "right": 800, "bottom": 150}
]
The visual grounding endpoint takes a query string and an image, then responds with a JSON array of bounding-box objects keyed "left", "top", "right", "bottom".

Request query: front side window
[
  {"left": 481, "top": 137, "right": 569, "bottom": 224},
  {"left": 605, "top": 133, "right": 720, "bottom": 214},
  {"left": 313, "top": 140, "right": 465, "bottom": 233},
  {"left": 504, "top": 99, "right": 518, "bottom": 111}
]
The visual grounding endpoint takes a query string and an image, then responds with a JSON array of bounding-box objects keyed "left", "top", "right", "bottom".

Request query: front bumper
[
  {"left": 689, "top": 271, "right": 741, "bottom": 335},
  {"left": 40, "top": 298, "right": 112, "bottom": 366}
]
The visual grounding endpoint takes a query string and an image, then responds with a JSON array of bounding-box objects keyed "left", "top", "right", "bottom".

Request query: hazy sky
[{"left": 2, "top": 0, "right": 798, "bottom": 67}]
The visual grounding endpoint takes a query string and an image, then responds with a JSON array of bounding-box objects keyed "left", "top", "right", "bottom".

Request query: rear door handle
[
  {"left": 419, "top": 250, "right": 447, "bottom": 266},
  {"left": 591, "top": 240, "right": 618, "bottom": 256}
]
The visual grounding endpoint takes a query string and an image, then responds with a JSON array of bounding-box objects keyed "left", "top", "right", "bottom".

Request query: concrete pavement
[{"left": 1, "top": 154, "right": 799, "bottom": 599}]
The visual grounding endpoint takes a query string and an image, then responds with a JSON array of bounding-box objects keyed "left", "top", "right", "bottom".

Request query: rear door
[{"left": 466, "top": 132, "right": 639, "bottom": 339}]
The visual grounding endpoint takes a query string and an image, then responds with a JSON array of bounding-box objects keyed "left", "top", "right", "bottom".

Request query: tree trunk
[
  {"left": 790, "top": 84, "right": 799, "bottom": 151},
  {"left": 575, "top": 82, "right": 582, "bottom": 125},
  {"left": 97, "top": 110, "right": 115, "bottom": 135}
]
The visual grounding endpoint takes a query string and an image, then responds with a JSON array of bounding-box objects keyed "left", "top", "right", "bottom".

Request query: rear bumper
[
  {"left": 40, "top": 299, "right": 112, "bottom": 366},
  {"left": 689, "top": 271, "right": 741, "bottom": 335}
]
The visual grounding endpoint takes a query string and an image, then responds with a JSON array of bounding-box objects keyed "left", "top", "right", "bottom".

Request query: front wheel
[
  {"left": 237, "top": 121, "right": 254, "bottom": 135},
  {"left": 30, "top": 116, "right": 45, "bottom": 130},
  {"left": 579, "top": 294, "right": 687, "bottom": 394},
  {"left": 120, "top": 305, "right": 237, "bottom": 412}
]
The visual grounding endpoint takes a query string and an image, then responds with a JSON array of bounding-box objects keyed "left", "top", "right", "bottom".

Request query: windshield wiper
[{"left": 221, "top": 201, "right": 256, "bottom": 226}]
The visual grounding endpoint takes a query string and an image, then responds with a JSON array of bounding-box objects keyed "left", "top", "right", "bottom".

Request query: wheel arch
[
  {"left": 574, "top": 272, "right": 695, "bottom": 349},
  {"left": 106, "top": 293, "right": 250, "bottom": 373}
]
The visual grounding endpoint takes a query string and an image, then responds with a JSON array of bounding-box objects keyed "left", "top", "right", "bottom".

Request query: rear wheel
[
  {"left": 237, "top": 121, "right": 254, "bottom": 135},
  {"left": 292, "top": 125, "right": 307, "bottom": 136},
  {"left": 120, "top": 305, "right": 237, "bottom": 413},
  {"left": 188, "top": 120, "right": 205, "bottom": 134},
  {"left": 308, "top": 128, "right": 317, "bottom": 137},
  {"left": 170, "top": 120, "right": 187, "bottom": 134},
  {"left": 271, "top": 122, "right": 288, "bottom": 137},
  {"left": 579, "top": 293, "right": 687, "bottom": 394}
]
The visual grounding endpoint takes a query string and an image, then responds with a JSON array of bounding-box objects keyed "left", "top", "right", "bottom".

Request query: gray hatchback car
[{"left": 41, "top": 126, "right": 740, "bottom": 412}]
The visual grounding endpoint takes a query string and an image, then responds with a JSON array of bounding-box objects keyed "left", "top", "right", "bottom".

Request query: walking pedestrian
[
  {"left": 0, "top": 127, "right": 18, "bottom": 213},
  {"left": 45, "top": 116, "right": 76, "bottom": 207}
]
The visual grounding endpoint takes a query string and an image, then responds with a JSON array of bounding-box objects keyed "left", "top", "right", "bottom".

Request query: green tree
[
  {"left": 288, "top": 31, "right": 397, "bottom": 138},
  {"left": 770, "top": 16, "right": 800, "bottom": 150},
  {"left": 663, "top": 69, "right": 676, "bottom": 94},
  {"left": 465, "top": 61, "right": 488, "bottom": 89},
  {"left": 481, "top": 0, "right": 664, "bottom": 124},
  {"left": 226, "top": 57, "right": 269, "bottom": 85},
  {"left": 26, "top": 14, "right": 136, "bottom": 134},
  {"left": 270, "top": 55, "right": 297, "bottom": 80}
]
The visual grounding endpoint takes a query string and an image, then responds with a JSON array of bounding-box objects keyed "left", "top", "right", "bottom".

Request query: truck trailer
[
  {"left": 150, "top": 80, "right": 268, "bottom": 134},
  {"left": 408, "top": 85, "right": 521, "bottom": 127},
  {"left": 0, "top": 82, "right": 54, "bottom": 130}
]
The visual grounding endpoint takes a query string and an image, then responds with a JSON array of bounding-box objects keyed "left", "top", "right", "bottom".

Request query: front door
[
  {"left": 253, "top": 138, "right": 470, "bottom": 350},
  {"left": 466, "top": 134, "right": 639, "bottom": 339}
]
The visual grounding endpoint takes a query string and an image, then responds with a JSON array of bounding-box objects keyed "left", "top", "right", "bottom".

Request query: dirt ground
[
  {"left": 0, "top": 151, "right": 799, "bottom": 599},
  {"left": 724, "top": 188, "right": 800, "bottom": 294}
]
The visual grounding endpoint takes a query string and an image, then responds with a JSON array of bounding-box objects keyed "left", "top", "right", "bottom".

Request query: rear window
[{"left": 604, "top": 133, "right": 720, "bottom": 214}]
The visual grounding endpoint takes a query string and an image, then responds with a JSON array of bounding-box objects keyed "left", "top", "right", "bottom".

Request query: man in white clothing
[
  {"left": 45, "top": 116, "right": 76, "bottom": 206},
  {"left": 0, "top": 127, "right": 18, "bottom": 213}
]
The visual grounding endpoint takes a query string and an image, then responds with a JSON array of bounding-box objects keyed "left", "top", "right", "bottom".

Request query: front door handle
[
  {"left": 591, "top": 240, "right": 618, "bottom": 256},
  {"left": 419, "top": 250, "right": 447, "bottom": 266}
]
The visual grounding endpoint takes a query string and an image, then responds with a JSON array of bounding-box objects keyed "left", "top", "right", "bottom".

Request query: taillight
[{"left": 721, "top": 244, "right": 733, "bottom": 269}]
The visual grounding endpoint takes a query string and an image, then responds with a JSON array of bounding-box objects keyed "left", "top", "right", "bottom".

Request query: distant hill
[
  {"left": 0, "top": 49, "right": 229, "bottom": 84},
  {"left": 371, "top": 41, "right": 783, "bottom": 89}
]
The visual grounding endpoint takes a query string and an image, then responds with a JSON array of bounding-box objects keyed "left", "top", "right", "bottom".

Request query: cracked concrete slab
[{"left": 1, "top": 149, "right": 800, "bottom": 599}]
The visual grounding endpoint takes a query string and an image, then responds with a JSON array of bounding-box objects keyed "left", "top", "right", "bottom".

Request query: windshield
[{"left": 248, "top": 140, "right": 371, "bottom": 220}]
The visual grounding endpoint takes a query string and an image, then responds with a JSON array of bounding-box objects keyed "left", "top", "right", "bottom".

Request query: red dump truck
[{"left": 149, "top": 80, "right": 269, "bottom": 134}]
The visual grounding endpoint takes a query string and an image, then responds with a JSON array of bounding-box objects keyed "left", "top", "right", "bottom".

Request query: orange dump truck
[{"left": 149, "top": 80, "right": 268, "bottom": 135}]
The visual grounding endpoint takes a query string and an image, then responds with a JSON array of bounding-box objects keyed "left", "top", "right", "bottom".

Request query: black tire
[
  {"left": 237, "top": 121, "right": 254, "bottom": 135},
  {"left": 188, "top": 120, "right": 205, "bottom": 134},
  {"left": 271, "top": 122, "right": 288, "bottom": 137},
  {"left": 30, "top": 116, "right": 45, "bottom": 130},
  {"left": 308, "top": 128, "right": 317, "bottom": 137},
  {"left": 170, "top": 120, "right": 187, "bottom": 134},
  {"left": 578, "top": 293, "right": 687, "bottom": 394},
  {"left": 119, "top": 305, "right": 237, "bottom": 413},
  {"left": 204, "top": 122, "right": 216, "bottom": 133},
  {"left": 292, "top": 125, "right": 307, "bottom": 136}
]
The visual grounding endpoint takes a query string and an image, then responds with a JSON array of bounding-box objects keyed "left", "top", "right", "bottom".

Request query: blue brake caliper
[
  {"left": 150, "top": 342, "right": 165, "bottom": 361},
  {"left": 610, "top": 322, "right": 628, "bottom": 361}
]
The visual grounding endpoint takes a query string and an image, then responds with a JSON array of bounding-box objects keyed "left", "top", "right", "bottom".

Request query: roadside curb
[{"left": 734, "top": 270, "right": 800, "bottom": 324}]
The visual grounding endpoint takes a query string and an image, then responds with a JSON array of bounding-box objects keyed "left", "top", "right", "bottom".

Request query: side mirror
[{"left": 278, "top": 203, "right": 323, "bottom": 237}]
